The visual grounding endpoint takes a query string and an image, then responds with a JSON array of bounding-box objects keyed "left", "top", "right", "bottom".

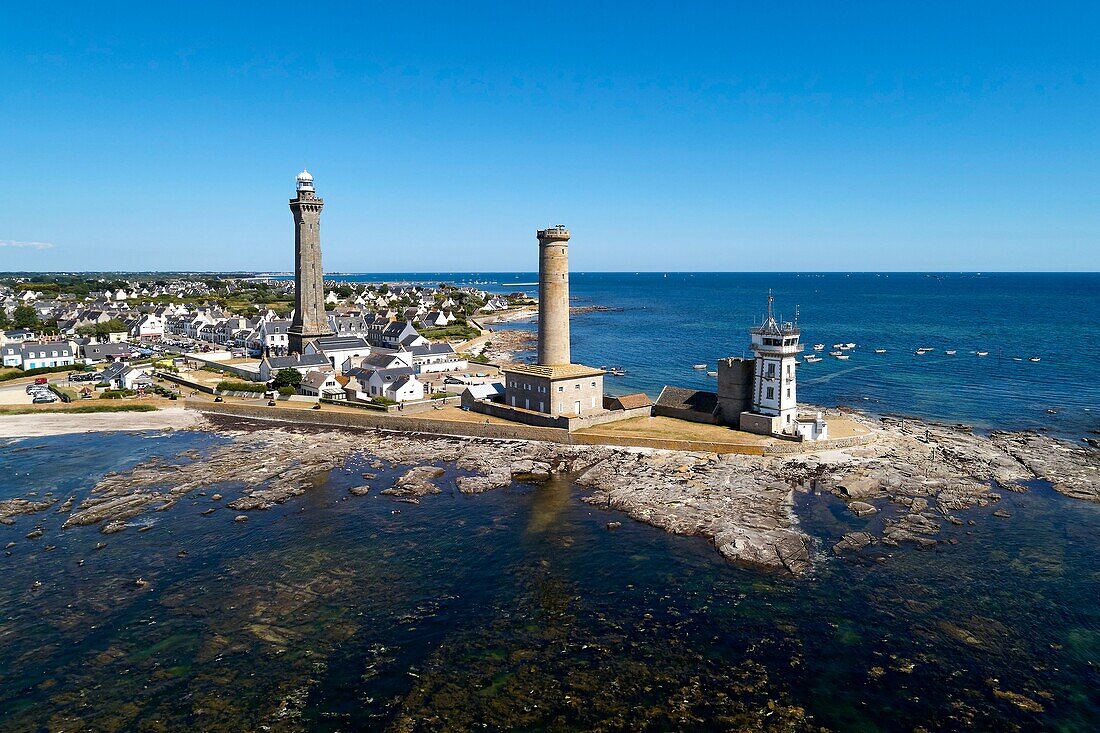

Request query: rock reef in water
[{"left": 31, "top": 411, "right": 1100, "bottom": 577}]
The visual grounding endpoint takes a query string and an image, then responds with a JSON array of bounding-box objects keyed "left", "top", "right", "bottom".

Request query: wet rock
[
  {"left": 211, "top": 493, "right": 222, "bottom": 501},
  {"left": 848, "top": 501, "right": 878, "bottom": 517},
  {"left": 25, "top": 527, "right": 44, "bottom": 540},
  {"left": 606, "top": 521, "right": 622, "bottom": 530},
  {"left": 0, "top": 498, "right": 55, "bottom": 524},
  {"left": 234, "top": 515, "right": 248, "bottom": 523},
  {"left": 992, "top": 509, "right": 1011, "bottom": 518},
  {"left": 201, "top": 507, "right": 217, "bottom": 516},
  {"left": 510, "top": 459, "right": 552, "bottom": 482},
  {"left": 101, "top": 521, "right": 128, "bottom": 534},
  {"left": 836, "top": 473, "right": 883, "bottom": 500},
  {"left": 348, "top": 485, "right": 371, "bottom": 496},
  {"left": 832, "top": 531, "right": 874, "bottom": 554},
  {"left": 992, "top": 688, "right": 1045, "bottom": 713},
  {"left": 381, "top": 466, "right": 445, "bottom": 498}
]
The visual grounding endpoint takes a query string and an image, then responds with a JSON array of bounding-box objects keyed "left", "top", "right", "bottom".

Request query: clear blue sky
[{"left": 2, "top": 2, "right": 1098, "bottom": 272}]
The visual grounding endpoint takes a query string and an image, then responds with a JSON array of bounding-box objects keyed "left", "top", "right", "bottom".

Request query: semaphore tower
[{"left": 287, "top": 170, "right": 334, "bottom": 355}]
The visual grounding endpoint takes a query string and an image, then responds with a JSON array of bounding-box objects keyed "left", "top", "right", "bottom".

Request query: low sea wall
[{"left": 187, "top": 401, "right": 875, "bottom": 456}]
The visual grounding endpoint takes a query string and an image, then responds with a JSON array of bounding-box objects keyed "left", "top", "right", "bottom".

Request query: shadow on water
[{"left": 0, "top": 431, "right": 1097, "bottom": 731}]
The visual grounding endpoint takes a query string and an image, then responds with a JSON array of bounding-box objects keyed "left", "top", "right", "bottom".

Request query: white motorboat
[
  {"left": 813, "top": 344, "right": 825, "bottom": 351},
  {"left": 706, "top": 370, "right": 718, "bottom": 377},
  {"left": 829, "top": 350, "right": 844, "bottom": 357},
  {"left": 834, "top": 354, "right": 850, "bottom": 360},
  {"left": 1028, "top": 356, "right": 1041, "bottom": 362},
  {"left": 832, "top": 343, "right": 845, "bottom": 349},
  {"left": 844, "top": 342, "right": 856, "bottom": 349},
  {"left": 804, "top": 355, "right": 822, "bottom": 363},
  {"left": 692, "top": 364, "right": 706, "bottom": 370},
  {"left": 945, "top": 350, "right": 957, "bottom": 355},
  {"left": 976, "top": 351, "right": 989, "bottom": 357},
  {"left": 874, "top": 348, "right": 886, "bottom": 354}
]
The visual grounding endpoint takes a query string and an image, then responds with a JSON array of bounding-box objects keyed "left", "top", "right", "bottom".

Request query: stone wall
[
  {"left": 188, "top": 401, "right": 874, "bottom": 456},
  {"left": 468, "top": 399, "right": 652, "bottom": 432}
]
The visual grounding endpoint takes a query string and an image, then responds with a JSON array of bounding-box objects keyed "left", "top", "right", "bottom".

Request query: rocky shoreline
[{"left": 2, "top": 411, "right": 1096, "bottom": 576}]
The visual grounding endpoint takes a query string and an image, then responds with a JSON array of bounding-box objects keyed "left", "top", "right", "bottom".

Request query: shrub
[
  {"left": 100, "top": 389, "right": 137, "bottom": 399},
  {"left": 271, "top": 368, "right": 302, "bottom": 390},
  {"left": 0, "top": 364, "right": 77, "bottom": 383},
  {"left": 278, "top": 386, "right": 295, "bottom": 396},
  {"left": 217, "top": 380, "right": 265, "bottom": 393},
  {"left": 370, "top": 396, "right": 397, "bottom": 406}
]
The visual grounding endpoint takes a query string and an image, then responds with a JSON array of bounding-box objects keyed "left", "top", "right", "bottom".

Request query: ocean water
[
  {"left": 328, "top": 272, "right": 1100, "bottom": 438},
  {"left": 1, "top": 430, "right": 1098, "bottom": 731}
]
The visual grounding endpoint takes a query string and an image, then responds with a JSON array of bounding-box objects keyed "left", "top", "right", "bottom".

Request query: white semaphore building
[{"left": 746, "top": 293, "right": 802, "bottom": 431}]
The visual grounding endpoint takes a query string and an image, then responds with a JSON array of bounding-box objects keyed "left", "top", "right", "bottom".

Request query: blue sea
[{"left": 328, "top": 272, "right": 1100, "bottom": 439}]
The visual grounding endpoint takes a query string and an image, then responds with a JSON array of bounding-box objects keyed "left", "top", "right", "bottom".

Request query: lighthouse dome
[{"left": 296, "top": 169, "right": 314, "bottom": 191}]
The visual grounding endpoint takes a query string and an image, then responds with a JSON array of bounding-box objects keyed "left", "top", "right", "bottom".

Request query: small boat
[
  {"left": 813, "top": 344, "right": 825, "bottom": 351},
  {"left": 692, "top": 364, "right": 706, "bottom": 370},
  {"left": 874, "top": 348, "right": 886, "bottom": 354},
  {"left": 844, "top": 342, "right": 856, "bottom": 349},
  {"left": 976, "top": 351, "right": 989, "bottom": 357},
  {"left": 706, "top": 370, "right": 718, "bottom": 377},
  {"left": 607, "top": 367, "right": 626, "bottom": 376},
  {"left": 834, "top": 354, "right": 850, "bottom": 360},
  {"left": 829, "top": 350, "right": 843, "bottom": 357},
  {"left": 945, "top": 350, "right": 956, "bottom": 355},
  {"left": 1028, "top": 357, "right": 1041, "bottom": 362},
  {"left": 832, "top": 343, "right": 845, "bottom": 349},
  {"left": 804, "top": 355, "right": 822, "bottom": 363}
]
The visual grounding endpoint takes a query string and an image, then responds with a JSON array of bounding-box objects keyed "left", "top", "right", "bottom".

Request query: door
[{"left": 574, "top": 400, "right": 581, "bottom": 414}]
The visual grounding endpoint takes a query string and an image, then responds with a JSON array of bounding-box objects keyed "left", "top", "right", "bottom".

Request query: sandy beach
[{"left": 0, "top": 408, "right": 207, "bottom": 439}]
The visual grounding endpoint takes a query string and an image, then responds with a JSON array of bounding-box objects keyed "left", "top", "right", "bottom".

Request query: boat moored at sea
[
  {"left": 1029, "top": 356, "right": 1041, "bottom": 362},
  {"left": 976, "top": 351, "right": 989, "bottom": 357},
  {"left": 945, "top": 350, "right": 957, "bottom": 355},
  {"left": 874, "top": 348, "right": 887, "bottom": 353},
  {"left": 692, "top": 364, "right": 706, "bottom": 370},
  {"left": 813, "top": 343, "right": 825, "bottom": 351}
]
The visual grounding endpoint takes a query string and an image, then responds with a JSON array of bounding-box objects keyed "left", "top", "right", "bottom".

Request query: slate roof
[
  {"left": 653, "top": 386, "right": 718, "bottom": 414},
  {"left": 266, "top": 353, "right": 330, "bottom": 370}
]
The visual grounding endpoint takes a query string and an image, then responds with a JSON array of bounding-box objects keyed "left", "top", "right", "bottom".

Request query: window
[
  {"left": 766, "top": 387, "right": 774, "bottom": 400},
  {"left": 591, "top": 381, "right": 596, "bottom": 387},
  {"left": 558, "top": 386, "right": 563, "bottom": 393},
  {"left": 575, "top": 384, "right": 581, "bottom": 390}
]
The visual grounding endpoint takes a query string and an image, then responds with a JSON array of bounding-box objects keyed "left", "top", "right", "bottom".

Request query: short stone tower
[
  {"left": 288, "top": 170, "right": 334, "bottom": 355},
  {"left": 537, "top": 225, "right": 571, "bottom": 366}
]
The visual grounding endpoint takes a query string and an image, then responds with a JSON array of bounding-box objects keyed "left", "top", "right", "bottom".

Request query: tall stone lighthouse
[
  {"left": 501, "top": 225, "right": 604, "bottom": 418},
  {"left": 536, "top": 225, "right": 571, "bottom": 365},
  {"left": 287, "top": 170, "right": 334, "bottom": 355}
]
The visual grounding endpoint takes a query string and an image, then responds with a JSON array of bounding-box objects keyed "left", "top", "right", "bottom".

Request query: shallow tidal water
[{"left": 1, "top": 430, "right": 1098, "bottom": 731}]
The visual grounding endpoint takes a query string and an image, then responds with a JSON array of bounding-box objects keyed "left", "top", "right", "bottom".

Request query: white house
[
  {"left": 257, "top": 319, "right": 292, "bottom": 354},
  {"left": 2, "top": 341, "right": 76, "bottom": 370},
  {"left": 346, "top": 366, "right": 424, "bottom": 402},
  {"left": 304, "top": 336, "right": 370, "bottom": 372},
  {"left": 298, "top": 370, "right": 346, "bottom": 400},
  {"left": 407, "top": 343, "right": 467, "bottom": 374},
  {"left": 259, "top": 353, "right": 332, "bottom": 382}
]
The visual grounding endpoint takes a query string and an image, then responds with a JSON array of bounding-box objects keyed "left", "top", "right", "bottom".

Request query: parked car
[
  {"left": 32, "top": 394, "right": 57, "bottom": 404},
  {"left": 34, "top": 377, "right": 49, "bottom": 385}
]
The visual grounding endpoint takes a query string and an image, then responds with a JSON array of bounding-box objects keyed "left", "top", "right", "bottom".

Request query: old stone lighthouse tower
[
  {"left": 537, "top": 225, "right": 571, "bottom": 365},
  {"left": 502, "top": 225, "right": 605, "bottom": 418},
  {"left": 288, "top": 170, "right": 334, "bottom": 355}
]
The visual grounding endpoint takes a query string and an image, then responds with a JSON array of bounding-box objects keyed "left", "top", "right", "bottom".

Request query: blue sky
[{"left": 2, "top": 2, "right": 1098, "bottom": 272}]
